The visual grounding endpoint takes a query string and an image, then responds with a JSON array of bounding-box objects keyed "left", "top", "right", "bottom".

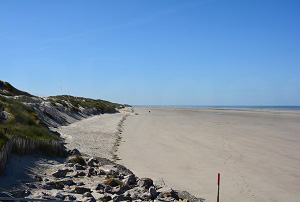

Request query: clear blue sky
[{"left": 1, "top": 0, "right": 299, "bottom": 105}]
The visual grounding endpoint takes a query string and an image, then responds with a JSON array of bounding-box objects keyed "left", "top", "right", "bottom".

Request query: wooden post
[{"left": 217, "top": 173, "right": 220, "bottom": 202}]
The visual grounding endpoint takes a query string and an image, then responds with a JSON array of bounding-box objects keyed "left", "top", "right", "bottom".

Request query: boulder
[
  {"left": 149, "top": 186, "right": 158, "bottom": 199},
  {"left": 54, "top": 192, "right": 65, "bottom": 200},
  {"left": 65, "top": 195, "right": 77, "bottom": 201},
  {"left": 74, "top": 163, "right": 84, "bottom": 170},
  {"left": 73, "top": 186, "right": 91, "bottom": 194},
  {"left": 95, "top": 183, "right": 105, "bottom": 191},
  {"left": 154, "top": 178, "right": 166, "bottom": 189},
  {"left": 87, "top": 157, "right": 99, "bottom": 167},
  {"left": 98, "top": 194, "right": 112, "bottom": 201},
  {"left": 122, "top": 174, "right": 136, "bottom": 186},
  {"left": 88, "top": 167, "right": 97, "bottom": 176},
  {"left": 112, "top": 194, "right": 132, "bottom": 202},
  {"left": 52, "top": 169, "right": 72, "bottom": 178},
  {"left": 137, "top": 178, "right": 153, "bottom": 189},
  {"left": 69, "top": 148, "right": 81, "bottom": 156},
  {"left": 83, "top": 192, "right": 93, "bottom": 198}
]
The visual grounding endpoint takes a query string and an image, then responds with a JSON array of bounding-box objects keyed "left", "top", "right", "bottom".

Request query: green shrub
[
  {"left": 104, "top": 177, "right": 124, "bottom": 187},
  {"left": 70, "top": 155, "right": 86, "bottom": 166}
]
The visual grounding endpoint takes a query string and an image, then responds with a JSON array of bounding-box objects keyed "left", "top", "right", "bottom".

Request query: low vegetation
[
  {"left": 49, "top": 95, "right": 130, "bottom": 113},
  {"left": 0, "top": 81, "right": 33, "bottom": 97},
  {"left": 0, "top": 96, "right": 59, "bottom": 150},
  {"left": 70, "top": 155, "right": 86, "bottom": 166}
]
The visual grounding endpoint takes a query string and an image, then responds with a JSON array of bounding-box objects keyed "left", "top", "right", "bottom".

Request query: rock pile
[{"left": 22, "top": 155, "right": 203, "bottom": 202}]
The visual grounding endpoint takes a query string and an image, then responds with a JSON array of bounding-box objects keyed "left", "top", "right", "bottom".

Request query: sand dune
[{"left": 117, "top": 108, "right": 300, "bottom": 202}]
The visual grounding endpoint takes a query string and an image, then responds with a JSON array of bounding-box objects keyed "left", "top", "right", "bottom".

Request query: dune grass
[
  {"left": 49, "top": 95, "right": 128, "bottom": 113},
  {"left": 0, "top": 95, "right": 59, "bottom": 150}
]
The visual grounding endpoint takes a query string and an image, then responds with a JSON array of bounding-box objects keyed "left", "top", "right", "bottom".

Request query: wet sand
[{"left": 117, "top": 108, "right": 300, "bottom": 202}]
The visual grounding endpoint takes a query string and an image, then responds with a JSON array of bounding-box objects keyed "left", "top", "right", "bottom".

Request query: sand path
[
  {"left": 56, "top": 110, "right": 131, "bottom": 160},
  {"left": 117, "top": 108, "right": 300, "bottom": 202}
]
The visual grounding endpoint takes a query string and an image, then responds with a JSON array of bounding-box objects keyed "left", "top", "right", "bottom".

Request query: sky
[{"left": 0, "top": 0, "right": 300, "bottom": 105}]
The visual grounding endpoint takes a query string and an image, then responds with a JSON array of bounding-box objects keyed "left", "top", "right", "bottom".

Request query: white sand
[
  {"left": 56, "top": 109, "right": 131, "bottom": 160},
  {"left": 117, "top": 108, "right": 300, "bottom": 202}
]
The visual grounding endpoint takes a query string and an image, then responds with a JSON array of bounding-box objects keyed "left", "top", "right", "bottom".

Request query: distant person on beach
[{"left": 149, "top": 111, "right": 151, "bottom": 113}]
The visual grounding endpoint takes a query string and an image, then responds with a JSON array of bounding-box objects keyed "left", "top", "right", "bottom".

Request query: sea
[{"left": 134, "top": 105, "right": 300, "bottom": 111}]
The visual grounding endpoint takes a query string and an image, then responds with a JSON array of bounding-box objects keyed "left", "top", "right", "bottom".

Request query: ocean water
[{"left": 134, "top": 105, "right": 300, "bottom": 111}]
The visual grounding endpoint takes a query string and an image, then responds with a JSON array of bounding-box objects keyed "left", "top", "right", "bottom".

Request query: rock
[
  {"left": 88, "top": 167, "right": 97, "bottom": 176},
  {"left": 124, "top": 187, "right": 144, "bottom": 200},
  {"left": 34, "top": 175, "right": 43, "bottom": 182},
  {"left": 83, "top": 192, "right": 93, "bottom": 198},
  {"left": 46, "top": 181, "right": 64, "bottom": 189},
  {"left": 54, "top": 192, "right": 65, "bottom": 200},
  {"left": 98, "top": 169, "right": 106, "bottom": 175},
  {"left": 154, "top": 178, "right": 166, "bottom": 189},
  {"left": 74, "top": 163, "right": 84, "bottom": 170},
  {"left": 101, "top": 165, "right": 118, "bottom": 175},
  {"left": 95, "top": 183, "right": 105, "bottom": 191},
  {"left": 137, "top": 178, "right": 153, "bottom": 189},
  {"left": 12, "top": 190, "right": 31, "bottom": 198},
  {"left": 65, "top": 195, "right": 77, "bottom": 200},
  {"left": 123, "top": 174, "right": 136, "bottom": 186},
  {"left": 52, "top": 169, "right": 72, "bottom": 178},
  {"left": 104, "top": 185, "right": 112, "bottom": 193},
  {"left": 2, "top": 111, "right": 12, "bottom": 120},
  {"left": 105, "top": 178, "right": 123, "bottom": 187},
  {"left": 78, "top": 171, "right": 86, "bottom": 176},
  {"left": 60, "top": 179, "right": 76, "bottom": 186},
  {"left": 112, "top": 194, "right": 132, "bottom": 202},
  {"left": 69, "top": 148, "right": 81, "bottom": 156},
  {"left": 149, "top": 186, "right": 158, "bottom": 199},
  {"left": 83, "top": 197, "right": 96, "bottom": 202},
  {"left": 42, "top": 195, "right": 56, "bottom": 200},
  {"left": 26, "top": 183, "right": 37, "bottom": 189},
  {"left": 87, "top": 157, "right": 99, "bottom": 167},
  {"left": 77, "top": 182, "right": 85, "bottom": 186},
  {"left": 65, "top": 163, "right": 74, "bottom": 167},
  {"left": 73, "top": 186, "right": 91, "bottom": 194},
  {"left": 41, "top": 184, "right": 52, "bottom": 190},
  {"left": 98, "top": 194, "right": 112, "bottom": 201},
  {"left": 110, "top": 185, "right": 130, "bottom": 195},
  {"left": 157, "top": 186, "right": 179, "bottom": 200}
]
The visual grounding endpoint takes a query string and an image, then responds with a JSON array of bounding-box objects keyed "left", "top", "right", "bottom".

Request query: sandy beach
[
  {"left": 117, "top": 108, "right": 300, "bottom": 202},
  {"left": 55, "top": 109, "right": 131, "bottom": 160}
]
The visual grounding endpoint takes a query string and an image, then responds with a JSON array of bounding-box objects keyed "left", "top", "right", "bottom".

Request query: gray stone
[
  {"left": 88, "top": 167, "right": 97, "bottom": 176},
  {"left": 46, "top": 181, "right": 64, "bottom": 189},
  {"left": 95, "top": 183, "right": 105, "bottom": 191},
  {"left": 149, "top": 186, "right": 158, "bottom": 199},
  {"left": 52, "top": 169, "right": 72, "bottom": 178},
  {"left": 54, "top": 192, "right": 65, "bottom": 200},
  {"left": 112, "top": 194, "right": 132, "bottom": 202},
  {"left": 73, "top": 186, "right": 91, "bottom": 194},
  {"left": 137, "top": 178, "right": 153, "bottom": 188},
  {"left": 65, "top": 163, "right": 74, "bottom": 167},
  {"left": 74, "top": 163, "right": 84, "bottom": 170},
  {"left": 83, "top": 197, "right": 96, "bottom": 202},
  {"left": 123, "top": 174, "right": 136, "bottom": 186},
  {"left": 34, "top": 175, "right": 43, "bottom": 182},
  {"left": 83, "top": 192, "right": 93, "bottom": 198},
  {"left": 87, "top": 157, "right": 99, "bottom": 167},
  {"left": 65, "top": 195, "right": 77, "bottom": 200},
  {"left": 98, "top": 194, "right": 112, "bottom": 201},
  {"left": 154, "top": 178, "right": 166, "bottom": 189},
  {"left": 69, "top": 148, "right": 81, "bottom": 156},
  {"left": 41, "top": 184, "right": 51, "bottom": 190}
]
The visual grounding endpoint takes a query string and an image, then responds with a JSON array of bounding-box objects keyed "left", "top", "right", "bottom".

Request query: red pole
[{"left": 217, "top": 173, "right": 220, "bottom": 202}]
